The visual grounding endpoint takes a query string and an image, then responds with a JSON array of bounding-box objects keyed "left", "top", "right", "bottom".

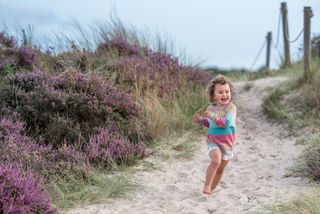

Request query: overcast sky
[{"left": 0, "top": 0, "right": 319, "bottom": 70}]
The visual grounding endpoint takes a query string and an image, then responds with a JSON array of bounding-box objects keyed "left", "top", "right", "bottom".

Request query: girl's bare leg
[
  {"left": 210, "top": 159, "right": 229, "bottom": 194},
  {"left": 203, "top": 149, "right": 222, "bottom": 195}
]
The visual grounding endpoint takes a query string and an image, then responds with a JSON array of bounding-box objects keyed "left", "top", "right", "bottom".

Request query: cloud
[{"left": 0, "top": 2, "right": 64, "bottom": 26}]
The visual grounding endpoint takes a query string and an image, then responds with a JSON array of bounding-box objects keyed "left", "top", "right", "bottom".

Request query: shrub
[
  {"left": 0, "top": 117, "right": 91, "bottom": 179},
  {"left": 96, "top": 37, "right": 146, "bottom": 57},
  {"left": 0, "top": 164, "right": 56, "bottom": 214},
  {"left": 0, "top": 47, "right": 40, "bottom": 72},
  {"left": 0, "top": 70, "right": 143, "bottom": 147},
  {"left": 109, "top": 52, "right": 212, "bottom": 97},
  {"left": 0, "top": 31, "right": 15, "bottom": 48},
  {"left": 86, "top": 128, "right": 145, "bottom": 167},
  {"left": 16, "top": 47, "right": 39, "bottom": 69}
]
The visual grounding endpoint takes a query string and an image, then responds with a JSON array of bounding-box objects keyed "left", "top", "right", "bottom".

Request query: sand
[{"left": 66, "top": 76, "right": 313, "bottom": 214}]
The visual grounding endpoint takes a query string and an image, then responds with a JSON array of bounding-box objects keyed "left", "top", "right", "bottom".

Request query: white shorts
[{"left": 207, "top": 142, "right": 234, "bottom": 160}]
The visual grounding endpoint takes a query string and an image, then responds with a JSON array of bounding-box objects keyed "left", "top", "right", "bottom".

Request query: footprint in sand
[
  {"left": 164, "top": 184, "right": 179, "bottom": 192},
  {"left": 194, "top": 195, "right": 209, "bottom": 202},
  {"left": 177, "top": 172, "right": 188, "bottom": 178},
  {"left": 188, "top": 192, "right": 210, "bottom": 203},
  {"left": 167, "top": 203, "right": 184, "bottom": 213}
]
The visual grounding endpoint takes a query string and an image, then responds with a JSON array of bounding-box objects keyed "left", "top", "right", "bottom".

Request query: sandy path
[{"left": 67, "top": 76, "right": 312, "bottom": 214}]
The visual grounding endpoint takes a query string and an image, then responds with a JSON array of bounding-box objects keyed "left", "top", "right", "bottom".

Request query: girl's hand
[
  {"left": 193, "top": 114, "right": 200, "bottom": 123},
  {"left": 204, "top": 110, "right": 211, "bottom": 118},
  {"left": 214, "top": 114, "right": 221, "bottom": 122}
]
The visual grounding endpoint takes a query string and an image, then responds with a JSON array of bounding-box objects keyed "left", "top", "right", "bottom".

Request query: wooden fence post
[
  {"left": 281, "top": 2, "right": 291, "bottom": 67},
  {"left": 304, "top": 6, "right": 313, "bottom": 81},
  {"left": 266, "top": 32, "right": 272, "bottom": 70}
]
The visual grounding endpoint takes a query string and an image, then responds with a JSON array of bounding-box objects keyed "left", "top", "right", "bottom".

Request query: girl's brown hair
[{"left": 207, "top": 74, "right": 234, "bottom": 104}]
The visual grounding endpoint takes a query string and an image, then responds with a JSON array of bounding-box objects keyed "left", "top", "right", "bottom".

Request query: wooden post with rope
[
  {"left": 303, "top": 6, "right": 313, "bottom": 82},
  {"left": 265, "top": 32, "right": 272, "bottom": 70},
  {"left": 281, "top": 2, "right": 291, "bottom": 67}
]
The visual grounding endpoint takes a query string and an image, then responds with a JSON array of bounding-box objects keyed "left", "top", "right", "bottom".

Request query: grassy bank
[
  {"left": 262, "top": 58, "right": 320, "bottom": 213},
  {"left": 0, "top": 20, "right": 213, "bottom": 212}
]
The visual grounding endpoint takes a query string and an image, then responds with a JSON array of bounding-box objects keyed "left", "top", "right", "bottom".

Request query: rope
[
  {"left": 283, "top": 22, "right": 304, "bottom": 44},
  {"left": 272, "top": 10, "right": 281, "bottom": 49},
  {"left": 289, "top": 28, "right": 304, "bottom": 43},
  {"left": 250, "top": 40, "right": 266, "bottom": 71}
]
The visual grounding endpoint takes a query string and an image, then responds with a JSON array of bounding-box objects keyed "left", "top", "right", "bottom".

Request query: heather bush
[
  {"left": 0, "top": 31, "right": 15, "bottom": 48},
  {"left": 86, "top": 128, "right": 145, "bottom": 168},
  {"left": 0, "top": 164, "right": 56, "bottom": 214},
  {"left": 0, "top": 70, "right": 144, "bottom": 147},
  {"left": 15, "top": 47, "right": 39, "bottom": 69},
  {"left": 0, "top": 117, "right": 91, "bottom": 179},
  {"left": 105, "top": 51, "right": 212, "bottom": 97},
  {"left": 97, "top": 37, "right": 147, "bottom": 57},
  {"left": 0, "top": 47, "right": 40, "bottom": 72}
]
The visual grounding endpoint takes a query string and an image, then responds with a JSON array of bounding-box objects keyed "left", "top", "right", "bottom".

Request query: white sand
[{"left": 66, "top": 77, "right": 313, "bottom": 214}]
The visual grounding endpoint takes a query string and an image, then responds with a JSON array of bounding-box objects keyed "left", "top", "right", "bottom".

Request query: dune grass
[
  {"left": 264, "top": 188, "right": 320, "bottom": 214},
  {"left": 51, "top": 172, "right": 139, "bottom": 210},
  {"left": 262, "top": 58, "right": 320, "bottom": 213}
]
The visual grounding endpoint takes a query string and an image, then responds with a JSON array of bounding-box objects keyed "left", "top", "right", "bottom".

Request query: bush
[
  {"left": 0, "top": 117, "right": 91, "bottom": 179},
  {"left": 0, "top": 31, "right": 15, "bottom": 48},
  {"left": 0, "top": 47, "right": 40, "bottom": 72},
  {"left": 96, "top": 37, "right": 146, "bottom": 57},
  {"left": 86, "top": 128, "right": 145, "bottom": 168},
  {"left": 0, "top": 70, "right": 144, "bottom": 147},
  {"left": 0, "top": 164, "right": 56, "bottom": 214},
  {"left": 107, "top": 52, "right": 212, "bottom": 97}
]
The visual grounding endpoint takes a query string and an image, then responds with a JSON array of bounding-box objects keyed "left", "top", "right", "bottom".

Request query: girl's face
[{"left": 214, "top": 83, "right": 231, "bottom": 106}]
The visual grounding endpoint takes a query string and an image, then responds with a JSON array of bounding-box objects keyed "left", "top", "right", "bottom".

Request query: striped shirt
[{"left": 197, "top": 102, "right": 236, "bottom": 150}]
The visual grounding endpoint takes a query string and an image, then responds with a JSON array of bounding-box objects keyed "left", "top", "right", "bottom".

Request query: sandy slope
[{"left": 66, "top": 76, "right": 313, "bottom": 214}]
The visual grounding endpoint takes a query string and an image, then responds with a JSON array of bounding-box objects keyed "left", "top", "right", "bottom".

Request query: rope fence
[{"left": 251, "top": 2, "right": 314, "bottom": 75}]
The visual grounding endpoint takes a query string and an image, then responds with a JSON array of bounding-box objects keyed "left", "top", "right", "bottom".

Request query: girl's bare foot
[
  {"left": 210, "top": 189, "right": 215, "bottom": 195},
  {"left": 202, "top": 186, "right": 211, "bottom": 196},
  {"left": 210, "top": 188, "right": 221, "bottom": 195}
]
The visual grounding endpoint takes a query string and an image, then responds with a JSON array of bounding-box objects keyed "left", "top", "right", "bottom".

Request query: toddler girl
[{"left": 193, "top": 74, "right": 237, "bottom": 196}]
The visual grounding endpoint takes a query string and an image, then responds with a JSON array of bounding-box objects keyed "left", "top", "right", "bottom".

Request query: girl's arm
[
  {"left": 211, "top": 104, "right": 237, "bottom": 128},
  {"left": 193, "top": 113, "right": 209, "bottom": 128}
]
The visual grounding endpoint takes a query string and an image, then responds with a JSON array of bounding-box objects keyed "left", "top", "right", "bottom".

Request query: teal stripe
[
  {"left": 208, "top": 119, "right": 235, "bottom": 130},
  {"left": 208, "top": 127, "right": 235, "bottom": 135}
]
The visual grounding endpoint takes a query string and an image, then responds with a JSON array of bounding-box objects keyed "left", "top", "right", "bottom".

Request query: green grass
[
  {"left": 262, "top": 58, "right": 320, "bottom": 213},
  {"left": 263, "top": 87, "right": 295, "bottom": 129},
  {"left": 263, "top": 188, "right": 320, "bottom": 214},
  {"left": 51, "top": 172, "right": 140, "bottom": 210}
]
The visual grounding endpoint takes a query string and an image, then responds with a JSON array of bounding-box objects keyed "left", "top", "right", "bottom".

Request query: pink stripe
[{"left": 207, "top": 134, "right": 235, "bottom": 145}]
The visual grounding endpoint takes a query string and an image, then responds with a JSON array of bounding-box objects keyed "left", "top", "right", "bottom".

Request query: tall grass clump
[{"left": 264, "top": 189, "right": 320, "bottom": 214}]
